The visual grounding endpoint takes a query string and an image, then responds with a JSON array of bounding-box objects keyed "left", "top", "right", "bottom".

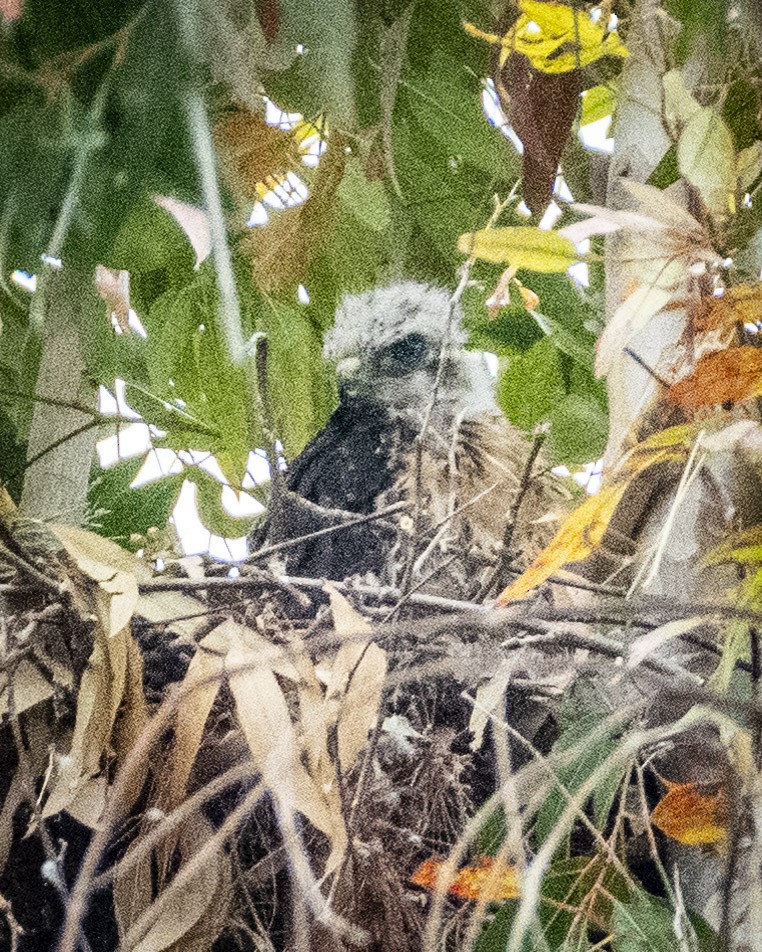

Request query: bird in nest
[{"left": 254, "top": 280, "right": 563, "bottom": 602}]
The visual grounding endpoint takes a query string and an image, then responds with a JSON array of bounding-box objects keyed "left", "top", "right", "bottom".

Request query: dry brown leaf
[
  {"left": 651, "top": 781, "right": 727, "bottom": 846},
  {"left": 667, "top": 347, "right": 762, "bottom": 410},
  {"left": 325, "top": 587, "right": 387, "bottom": 771},
  {"left": 135, "top": 589, "right": 208, "bottom": 643},
  {"left": 161, "top": 628, "right": 226, "bottom": 811},
  {"left": 627, "top": 617, "right": 706, "bottom": 670},
  {"left": 52, "top": 524, "right": 152, "bottom": 581},
  {"left": 116, "top": 814, "right": 230, "bottom": 952},
  {"left": 695, "top": 284, "right": 762, "bottom": 334},
  {"left": 227, "top": 636, "right": 348, "bottom": 868},
  {"left": 44, "top": 528, "right": 147, "bottom": 820},
  {"left": 0, "top": 659, "right": 54, "bottom": 717},
  {"left": 95, "top": 265, "right": 131, "bottom": 333}
]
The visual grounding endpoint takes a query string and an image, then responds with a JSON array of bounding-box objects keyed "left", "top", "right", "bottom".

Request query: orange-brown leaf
[
  {"left": 668, "top": 347, "right": 762, "bottom": 410},
  {"left": 411, "top": 856, "right": 520, "bottom": 901},
  {"left": 651, "top": 782, "right": 727, "bottom": 845},
  {"left": 518, "top": 283, "right": 540, "bottom": 311}
]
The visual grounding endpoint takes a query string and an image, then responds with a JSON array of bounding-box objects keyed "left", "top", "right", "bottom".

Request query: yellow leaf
[
  {"left": 496, "top": 483, "right": 628, "bottom": 604},
  {"left": 458, "top": 227, "right": 580, "bottom": 272},
  {"left": 467, "top": 1, "right": 628, "bottom": 74},
  {"left": 651, "top": 782, "right": 727, "bottom": 846},
  {"left": 497, "top": 425, "right": 698, "bottom": 604}
]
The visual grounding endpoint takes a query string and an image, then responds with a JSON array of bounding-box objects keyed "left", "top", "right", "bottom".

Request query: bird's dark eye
[{"left": 376, "top": 333, "right": 430, "bottom": 376}]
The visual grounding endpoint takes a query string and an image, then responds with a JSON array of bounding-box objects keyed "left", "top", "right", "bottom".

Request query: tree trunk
[{"left": 19, "top": 268, "right": 99, "bottom": 526}]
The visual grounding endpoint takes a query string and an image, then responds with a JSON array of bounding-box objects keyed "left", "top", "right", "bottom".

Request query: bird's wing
[
  {"left": 254, "top": 398, "right": 404, "bottom": 581},
  {"left": 385, "top": 411, "right": 562, "bottom": 596}
]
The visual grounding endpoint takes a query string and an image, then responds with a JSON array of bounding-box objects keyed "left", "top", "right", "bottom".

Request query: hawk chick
[{"left": 258, "top": 281, "right": 554, "bottom": 599}]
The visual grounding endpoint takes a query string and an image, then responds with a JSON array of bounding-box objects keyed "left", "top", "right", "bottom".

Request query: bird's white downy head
[{"left": 324, "top": 281, "right": 497, "bottom": 422}]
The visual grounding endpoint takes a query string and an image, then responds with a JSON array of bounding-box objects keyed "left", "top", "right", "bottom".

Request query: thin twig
[
  {"left": 401, "top": 190, "right": 517, "bottom": 595},
  {"left": 246, "top": 500, "right": 408, "bottom": 564},
  {"left": 476, "top": 431, "right": 546, "bottom": 600}
]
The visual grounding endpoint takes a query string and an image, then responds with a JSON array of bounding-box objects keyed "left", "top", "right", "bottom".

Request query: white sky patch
[
  {"left": 483, "top": 352, "right": 499, "bottom": 377},
  {"left": 221, "top": 483, "right": 263, "bottom": 517},
  {"left": 574, "top": 459, "right": 604, "bottom": 494},
  {"left": 553, "top": 176, "right": 574, "bottom": 202},
  {"left": 11, "top": 270, "right": 37, "bottom": 292},
  {"left": 482, "top": 81, "right": 524, "bottom": 154},
  {"left": 263, "top": 171, "right": 309, "bottom": 210},
  {"left": 539, "top": 200, "right": 563, "bottom": 230},
  {"left": 96, "top": 422, "right": 154, "bottom": 468},
  {"left": 579, "top": 115, "right": 614, "bottom": 153},
  {"left": 244, "top": 450, "right": 271, "bottom": 487},
  {"left": 248, "top": 203, "right": 269, "bottom": 226},
  {"left": 114, "top": 378, "right": 142, "bottom": 418},
  {"left": 131, "top": 446, "right": 183, "bottom": 485},
  {"left": 297, "top": 283, "right": 310, "bottom": 304},
  {"left": 209, "top": 533, "right": 248, "bottom": 561},
  {"left": 568, "top": 238, "right": 590, "bottom": 287},
  {"left": 567, "top": 261, "right": 590, "bottom": 287},
  {"left": 170, "top": 483, "right": 248, "bottom": 561},
  {"left": 263, "top": 97, "right": 302, "bottom": 129},
  {"left": 171, "top": 481, "right": 211, "bottom": 555},
  {"left": 98, "top": 385, "right": 119, "bottom": 415},
  {"left": 128, "top": 309, "right": 148, "bottom": 338}
]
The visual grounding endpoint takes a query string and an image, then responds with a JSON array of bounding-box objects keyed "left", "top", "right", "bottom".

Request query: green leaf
[
  {"left": 548, "top": 393, "right": 608, "bottom": 465},
  {"left": 109, "top": 199, "right": 196, "bottom": 277},
  {"left": 647, "top": 144, "right": 680, "bottom": 190},
  {"left": 498, "top": 336, "right": 565, "bottom": 430},
  {"left": 260, "top": 0, "right": 357, "bottom": 126},
  {"left": 405, "top": 50, "right": 519, "bottom": 179},
  {"left": 463, "top": 282, "right": 544, "bottom": 354},
  {"left": 459, "top": 228, "right": 580, "bottom": 272},
  {"left": 144, "top": 272, "right": 254, "bottom": 482},
  {"left": 677, "top": 106, "right": 736, "bottom": 216},
  {"left": 723, "top": 79, "right": 762, "bottom": 151},
  {"left": 580, "top": 84, "right": 615, "bottom": 126},
  {"left": 87, "top": 457, "right": 183, "bottom": 545},
  {"left": 611, "top": 893, "right": 712, "bottom": 952},
  {"left": 535, "top": 712, "right": 624, "bottom": 851},
  {"left": 261, "top": 298, "right": 334, "bottom": 457},
  {"left": 337, "top": 158, "right": 391, "bottom": 233},
  {"left": 186, "top": 468, "right": 257, "bottom": 540}
]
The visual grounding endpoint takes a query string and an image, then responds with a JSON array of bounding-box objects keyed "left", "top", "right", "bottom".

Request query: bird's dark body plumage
[{"left": 274, "top": 391, "right": 414, "bottom": 580}]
